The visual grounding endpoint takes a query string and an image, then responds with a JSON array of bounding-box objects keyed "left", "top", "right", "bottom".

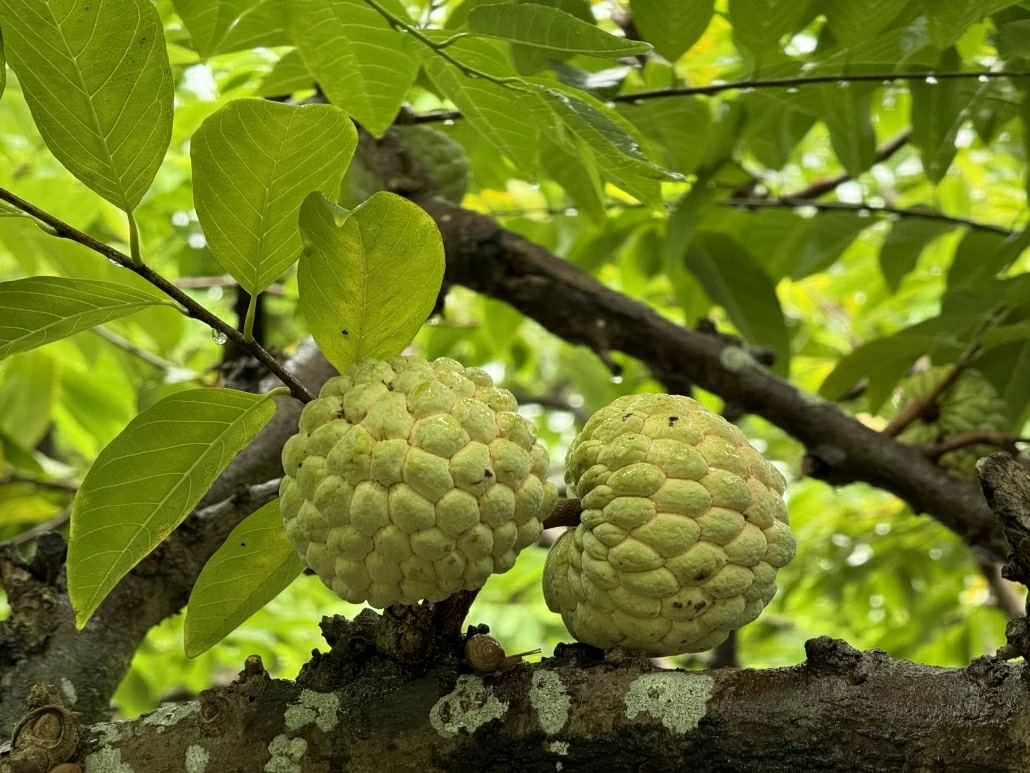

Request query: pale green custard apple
[
  {"left": 543, "top": 394, "right": 795, "bottom": 655},
  {"left": 893, "top": 367, "right": 1009, "bottom": 479},
  {"left": 280, "top": 356, "right": 558, "bottom": 607}
]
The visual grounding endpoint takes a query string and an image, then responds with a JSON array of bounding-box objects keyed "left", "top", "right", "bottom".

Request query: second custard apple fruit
[
  {"left": 280, "top": 356, "right": 557, "bottom": 607},
  {"left": 543, "top": 394, "right": 795, "bottom": 655},
  {"left": 893, "top": 367, "right": 1009, "bottom": 479}
]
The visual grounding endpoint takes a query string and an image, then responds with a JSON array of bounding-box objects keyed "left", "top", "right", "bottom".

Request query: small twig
[
  {"left": 509, "top": 386, "right": 590, "bottom": 425},
  {"left": 924, "top": 431, "right": 1026, "bottom": 460},
  {"left": 0, "top": 472, "right": 78, "bottom": 493},
  {"left": 883, "top": 311, "right": 1008, "bottom": 438},
  {"left": 0, "top": 186, "right": 315, "bottom": 403},
  {"left": 176, "top": 275, "right": 286, "bottom": 296},
  {"left": 9, "top": 509, "right": 72, "bottom": 548},
  {"left": 783, "top": 129, "right": 912, "bottom": 201},
  {"left": 92, "top": 327, "right": 196, "bottom": 377},
  {"left": 408, "top": 71, "right": 1030, "bottom": 124},
  {"left": 725, "top": 198, "right": 1014, "bottom": 236}
]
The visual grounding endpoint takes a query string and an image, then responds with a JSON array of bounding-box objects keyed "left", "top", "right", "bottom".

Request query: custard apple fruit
[
  {"left": 280, "top": 356, "right": 558, "bottom": 607},
  {"left": 543, "top": 394, "right": 795, "bottom": 655},
  {"left": 893, "top": 367, "right": 1009, "bottom": 479}
]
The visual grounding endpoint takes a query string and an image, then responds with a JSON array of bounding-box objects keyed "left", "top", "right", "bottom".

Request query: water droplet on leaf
[{"left": 211, "top": 329, "right": 228, "bottom": 345}]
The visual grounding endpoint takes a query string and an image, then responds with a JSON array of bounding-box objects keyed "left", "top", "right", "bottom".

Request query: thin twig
[
  {"left": 785, "top": 129, "right": 912, "bottom": 201},
  {"left": 0, "top": 187, "right": 315, "bottom": 403},
  {"left": 884, "top": 311, "right": 1008, "bottom": 438},
  {"left": 923, "top": 431, "right": 1026, "bottom": 460},
  {"left": 976, "top": 555, "right": 1026, "bottom": 619},
  {"left": 725, "top": 198, "right": 1014, "bottom": 236},
  {"left": 407, "top": 70, "right": 1030, "bottom": 124},
  {"left": 92, "top": 327, "right": 197, "bottom": 377},
  {"left": 0, "top": 472, "right": 78, "bottom": 493},
  {"left": 10, "top": 509, "right": 72, "bottom": 548}
]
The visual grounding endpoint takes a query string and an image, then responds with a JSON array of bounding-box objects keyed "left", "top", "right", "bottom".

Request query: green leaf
[
  {"left": 919, "top": 0, "right": 1022, "bottom": 48},
  {"left": 685, "top": 232, "right": 791, "bottom": 373},
  {"left": 418, "top": 35, "right": 541, "bottom": 175},
  {"left": 540, "top": 134, "right": 607, "bottom": 225},
  {"left": 946, "top": 228, "right": 1016, "bottom": 291},
  {"left": 184, "top": 498, "right": 303, "bottom": 657},
  {"left": 511, "top": 0, "right": 595, "bottom": 74},
  {"left": 977, "top": 340, "right": 1030, "bottom": 425},
  {"left": 791, "top": 212, "right": 870, "bottom": 279},
  {"left": 728, "top": 0, "right": 813, "bottom": 56},
  {"left": 824, "top": 0, "right": 909, "bottom": 45},
  {"left": 0, "top": 0, "right": 173, "bottom": 211},
  {"left": 0, "top": 351, "right": 57, "bottom": 448},
  {"left": 297, "top": 192, "right": 445, "bottom": 372},
  {"left": 191, "top": 99, "right": 357, "bottom": 295},
  {"left": 821, "top": 84, "right": 876, "bottom": 178},
  {"left": 619, "top": 96, "right": 711, "bottom": 176},
  {"left": 0, "top": 277, "right": 167, "bottom": 361},
  {"left": 1, "top": 29, "right": 6, "bottom": 101},
  {"left": 537, "top": 86, "right": 680, "bottom": 208},
  {"left": 468, "top": 3, "right": 651, "bottom": 57},
  {"left": 910, "top": 49, "right": 972, "bottom": 183},
  {"left": 819, "top": 335, "right": 925, "bottom": 412},
  {"left": 291, "top": 0, "right": 420, "bottom": 137},
  {"left": 172, "top": 0, "right": 288, "bottom": 58},
  {"left": 629, "top": 0, "right": 714, "bottom": 61},
  {"left": 257, "top": 50, "right": 315, "bottom": 97},
  {"left": 878, "top": 217, "right": 958, "bottom": 292},
  {"left": 68, "top": 388, "right": 283, "bottom": 627}
]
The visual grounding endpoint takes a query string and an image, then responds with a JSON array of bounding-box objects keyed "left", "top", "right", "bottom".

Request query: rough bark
[
  {"left": 0, "top": 345, "right": 336, "bottom": 738},
  {"left": 4, "top": 616, "right": 1028, "bottom": 772}
]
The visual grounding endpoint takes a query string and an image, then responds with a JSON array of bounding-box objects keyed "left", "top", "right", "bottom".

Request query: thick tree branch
[
  {"left": 5, "top": 621, "right": 1028, "bottom": 772},
  {"left": 0, "top": 187, "right": 315, "bottom": 403}
]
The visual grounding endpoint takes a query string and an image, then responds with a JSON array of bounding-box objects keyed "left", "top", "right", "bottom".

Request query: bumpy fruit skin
[
  {"left": 894, "top": 368, "right": 1009, "bottom": 479},
  {"left": 280, "top": 356, "right": 557, "bottom": 607},
  {"left": 543, "top": 394, "right": 795, "bottom": 655}
]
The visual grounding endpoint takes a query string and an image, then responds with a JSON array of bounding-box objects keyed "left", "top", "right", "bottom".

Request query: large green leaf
[
  {"left": 0, "top": 277, "right": 168, "bottom": 361},
  {"left": 919, "top": 0, "right": 1022, "bottom": 48},
  {"left": 629, "top": 0, "right": 713, "bottom": 61},
  {"left": 0, "top": 351, "right": 57, "bottom": 448},
  {"left": 468, "top": 3, "right": 651, "bottom": 57},
  {"left": 947, "top": 228, "right": 1025, "bottom": 291},
  {"left": 910, "top": 49, "right": 972, "bottom": 183},
  {"left": 172, "top": 0, "right": 288, "bottom": 58},
  {"left": 791, "top": 212, "right": 870, "bottom": 280},
  {"left": 824, "top": 0, "right": 909, "bottom": 45},
  {"left": 0, "top": 0, "right": 173, "bottom": 211},
  {"left": 619, "top": 96, "right": 711, "bottom": 177},
  {"left": 728, "top": 0, "right": 813, "bottom": 56},
  {"left": 537, "top": 86, "right": 680, "bottom": 208},
  {"left": 297, "top": 192, "right": 445, "bottom": 372},
  {"left": 684, "top": 232, "right": 791, "bottom": 373},
  {"left": 257, "top": 50, "right": 315, "bottom": 97},
  {"left": 821, "top": 84, "right": 876, "bottom": 178},
  {"left": 878, "top": 217, "right": 958, "bottom": 292},
  {"left": 977, "top": 340, "right": 1030, "bottom": 425},
  {"left": 68, "top": 388, "right": 283, "bottom": 627},
  {"left": 290, "top": 0, "right": 420, "bottom": 137},
  {"left": 191, "top": 99, "right": 357, "bottom": 295},
  {"left": 418, "top": 34, "right": 541, "bottom": 175},
  {"left": 0, "top": 29, "right": 6, "bottom": 101},
  {"left": 540, "top": 134, "right": 607, "bottom": 224},
  {"left": 184, "top": 498, "right": 303, "bottom": 657}
]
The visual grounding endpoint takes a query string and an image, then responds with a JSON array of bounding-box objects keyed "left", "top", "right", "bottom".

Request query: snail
[{"left": 465, "top": 634, "right": 541, "bottom": 673}]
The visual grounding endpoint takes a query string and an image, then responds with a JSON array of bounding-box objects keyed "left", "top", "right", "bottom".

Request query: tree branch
[
  {"left": 407, "top": 71, "right": 1030, "bottom": 124},
  {"left": 0, "top": 472, "right": 77, "bottom": 494},
  {"left": 176, "top": 274, "right": 286, "bottom": 296},
  {"left": 0, "top": 187, "right": 315, "bottom": 403},
  {"left": 924, "top": 431, "right": 1025, "bottom": 460},
  {"left": 6, "top": 625, "right": 1027, "bottom": 772},
  {"left": 777, "top": 129, "right": 912, "bottom": 200}
]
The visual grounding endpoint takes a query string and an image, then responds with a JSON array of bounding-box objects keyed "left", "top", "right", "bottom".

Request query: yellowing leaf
[
  {"left": 291, "top": 0, "right": 420, "bottom": 137},
  {"left": 297, "top": 192, "right": 445, "bottom": 372},
  {"left": 0, "top": 0, "right": 173, "bottom": 211},
  {"left": 184, "top": 499, "right": 303, "bottom": 657},
  {"left": 68, "top": 388, "right": 284, "bottom": 627},
  {"left": 191, "top": 99, "right": 357, "bottom": 295},
  {"left": 0, "top": 277, "right": 167, "bottom": 361}
]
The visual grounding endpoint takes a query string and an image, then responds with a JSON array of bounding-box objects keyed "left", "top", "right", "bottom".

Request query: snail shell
[{"left": 465, "top": 635, "right": 541, "bottom": 673}]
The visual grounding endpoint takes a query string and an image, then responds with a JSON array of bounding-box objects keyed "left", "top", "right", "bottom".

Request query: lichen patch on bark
[
  {"left": 84, "top": 746, "right": 134, "bottom": 773},
  {"left": 530, "top": 671, "right": 570, "bottom": 736},
  {"left": 429, "top": 674, "right": 508, "bottom": 737},
  {"left": 185, "top": 744, "right": 209, "bottom": 773},
  {"left": 141, "top": 701, "right": 200, "bottom": 732},
  {"left": 284, "top": 689, "right": 340, "bottom": 732},
  {"left": 624, "top": 673, "right": 714, "bottom": 734},
  {"left": 265, "top": 734, "right": 307, "bottom": 773}
]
